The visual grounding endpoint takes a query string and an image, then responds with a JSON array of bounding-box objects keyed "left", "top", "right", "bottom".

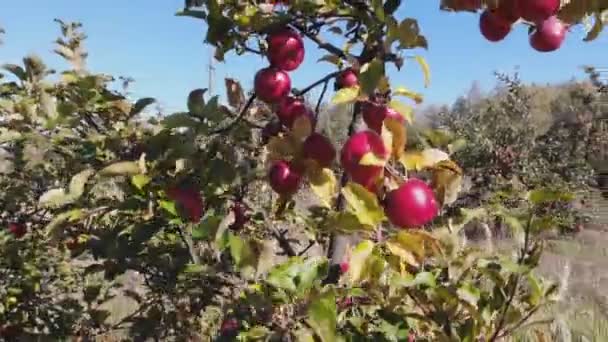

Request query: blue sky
[{"left": 1, "top": 1, "right": 606, "bottom": 113}]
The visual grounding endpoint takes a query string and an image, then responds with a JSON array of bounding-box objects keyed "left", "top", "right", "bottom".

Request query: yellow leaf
[
  {"left": 347, "top": 240, "right": 375, "bottom": 285},
  {"left": 266, "top": 135, "right": 297, "bottom": 162},
  {"left": 342, "top": 182, "right": 386, "bottom": 227},
  {"left": 399, "top": 151, "right": 425, "bottom": 171},
  {"left": 386, "top": 240, "right": 420, "bottom": 267},
  {"left": 388, "top": 99, "right": 414, "bottom": 122},
  {"left": 422, "top": 148, "right": 450, "bottom": 167},
  {"left": 392, "top": 88, "right": 423, "bottom": 105},
  {"left": 386, "top": 230, "right": 442, "bottom": 267},
  {"left": 414, "top": 56, "right": 431, "bottom": 88},
  {"left": 308, "top": 167, "right": 337, "bottom": 208},
  {"left": 331, "top": 86, "right": 360, "bottom": 104},
  {"left": 381, "top": 123, "right": 394, "bottom": 157},
  {"left": 431, "top": 159, "right": 463, "bottom": 207},
  {"left": 359, "top": 151, "right": 387, "bottom": 166},
  {"left": 383, "top": 117, "right": 407, "bottom": 159}
]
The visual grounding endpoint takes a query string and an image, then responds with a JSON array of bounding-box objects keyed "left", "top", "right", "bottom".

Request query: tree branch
[
  {"left": 290, "top": 23, "right": 351, "bottom": 60},
  {"left": 315, "top": 80, "right": 330, "bottom": 121},
  {"left": 292, "top": 71, "right": 340, "bottom": 97},
  {"left": 210, "top": 94, "right": 256, "bottom": 134}
]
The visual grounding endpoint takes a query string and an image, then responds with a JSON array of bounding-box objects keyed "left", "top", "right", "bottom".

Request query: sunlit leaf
[
  {"left": 431, "top": 159, "right": 463, "bottom": 206},
  {"left": 308, "top": 167, "right": 337, "bottom": 208},
  {"left": 392, "top": 88, "right": 423, "bottom": 105},
  {"left": 131, "top": 174, "right": 151, "bottom": 191},
  {"left": 527, "top": 188, "right": 575, "bottom": 205},
  {"left": 99, "top": 161, "right": 141, "bottom": 176},
  {"left": 347, "top": 240, "right": 375, "bottom": 284},
  {"left": 359, "top": 151, "right": 387, "bottom": 166},
  {"left": 383, "top": 117, "right": 407, "bottom": 159},
  {"left": 414, "top": 55, "right": 431, "bottom": 87},
  {"left": 388, "top": 99, "right": 414, "bottom": 122},
  {"left": 307, "top": 290, "right": 337, "bottom": 342},
  {"left": 331, "top": 86, "right": 360, "bottom": 104},
  {"left": 342, "top": 182, "right": 386, "bottom": 227},
  {"left": 68, "top": 169, "right": 95, "bottom": 199},
  {"left": 359, "top": 58, "right": 384, "bottom": 95},
  {"left": 38, "top": 188, "right": 70, "bottom": 208}
]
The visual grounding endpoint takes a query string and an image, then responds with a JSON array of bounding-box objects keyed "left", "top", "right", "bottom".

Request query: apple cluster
[{"left": 476, "top": 0, "right": 567, "bottom": 52}]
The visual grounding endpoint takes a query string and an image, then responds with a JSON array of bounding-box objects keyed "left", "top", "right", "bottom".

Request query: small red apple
[
  {"left": 254, "top": 67, "right": 291, "bottom": 103},
  {"left": 166, "top": 186, "right": 205, "bottom": 223},
  {"left": 530, "top": 16, "right": 566, "bottom": 52},
  {"left": 495, "top": 0, "right": 521, "bottom": 23},
  {"left": 220, "top": 317, "right": 239, "bottom": 335},
  {"left": 229, "top": 202, "right": 250, "bottom": 230},
  {"left": 276, "top": 96, "right": 315, "bottom": 129},
  {"left": 517, "top": 0, "right": 559, "bottom": 23},
  {"left": 7, "top": 222, "right": 26, "bottom": 239},
  {"left": 336, "top": 68, "right": 359, "bottom": 89},
  {"left": 269, "top": 160, "right": 302, "bottom": 196},
  {"left": 480, "top": 10, "right": 512, "bottom": 42},
  {"left": 340, "top": 131, "right": 389, "bottom": 191},
  {"left": 339, "top": 261, "right": 349, "bottom": 274},
  {"left": 302, "top": 133, "right": 336, "bottom": 168},
  {"left": 361, "top": 102, "right": 405, "bottom": 133},
  {"left": 384, "top": 178, "right": 439, "bottom": 228},
  {"left": 267, "top": 28, "right": 305, "bottom": 71}
]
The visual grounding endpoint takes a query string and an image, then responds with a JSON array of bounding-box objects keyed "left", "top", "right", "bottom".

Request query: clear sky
[{"left": 1, "top": 1, "right": 606, "bottom": 113}]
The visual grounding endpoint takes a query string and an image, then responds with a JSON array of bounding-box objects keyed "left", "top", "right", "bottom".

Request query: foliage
[{"left": 1, "top": 0, "right": 605, "bottom": 340}]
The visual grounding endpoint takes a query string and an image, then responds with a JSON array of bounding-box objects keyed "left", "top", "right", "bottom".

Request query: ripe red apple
[
  {"left": 495, "top": 0, "right": 521, "bottom": 23},
  {"left": 229, "top": 202, "right": 250, "bottom": 230},
  {"left": 339, "top": 261, "right": 349, "bottom": 274},
  {"left": 220, "top": 317, "right": 239, "bottom": 335},
  {"left": 517, "top": 0, "right": 559, "bottom": 23},
  {"left": 269, "top": 160, "right": 302, "bottom": 196},
  {"left": 384, "top": 178, "right": 439, "bottom": 228},
  {"left": 530, "top": 16, "right": 566, "bottom": 52},
  {"left": 480, "top": 10, "right": 512, "bottom": 42},
  {"left": 340, "top": 131, "right": 389, "bottom": 191},
  {"left": 361, "top": 102, "right": 405, "bottom": 133},
  {"left": 302, "top": 133, "right": 336, "bottom": 168},
  {"left": 276, "top": 96, "right": 315, "bottom": 129},
  {"left": 266, "top": 28, "right": 305, "bottom": 71},
  {"left": 166, "top": 186, "right": 204, "bottom": 223},
  {"left": 254, "top": 67, "right": 291, "bottom": 103},
  {"left": 336, "top": 68, "right": 359, "bottom": 89},
  {"left": 7, "top": 222, "right": 26, "bottom": 239}
]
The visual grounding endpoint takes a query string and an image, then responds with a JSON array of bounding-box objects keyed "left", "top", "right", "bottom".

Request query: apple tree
[{"left": 1, "top": 0, "right": 606, "bottom": 340}]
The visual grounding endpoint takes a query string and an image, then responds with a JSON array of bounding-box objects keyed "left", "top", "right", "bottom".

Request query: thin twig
[
  {"left": 315, "top": 80, "right": 329, "bottom": 121},
  {"left": 297, "top": 240, "right": 316, "bottom": 257},
  {"left": 272, "top": 228, "right": 297, "bottom": 257},
  {"left": 290, "top": 23, "right": 350, "bottom": 60},
  {"left": 178, "top": 224, "right": 200, "bottom": 264},
  {"left": 210, "top": 94, "right": 256, "bottom": 134},
  {"left": 293, "top": 71, "right": 340, "bottom": 97}
]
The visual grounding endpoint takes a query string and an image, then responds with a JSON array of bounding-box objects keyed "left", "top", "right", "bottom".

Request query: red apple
[
  {"left": 302, "top": 133, "right": 336, "bottom": 168},
  {"left": 7, "top": 222, "right": 26, "bottom": 239},
  {"left": 269, "top": 160, "right": 302, "bottom": 196},
  {"left": 339, "top": 261, "right": 349, "bottom": 274},
  {"left": 166, "top": 186, "right": 205, "bottom": 223},
  {"left": 361, "top": 102, "right": 405, "bottom": 133},
  {"left": 530, "top": 16, "right": 566, "bottom": 52},
  {"left": 384, "top": 178, "right": 439, "bottom": 228},
  {"left": 517, "top": 0, "right": 559, "bottom": 23},
  {"left": 480, "top": 10, "right": 512, "bottom": 42},
  {"left": 220, "top": 317, "right": 239, "bottom": 334},
  {"left": 276, "top": 96, "right": 315, "bottom": 129},
  {"left": 340, "top": 131, "right": 389, "bottom": 191},
  {"left": 495, "top": 0, "right": 521, "bottom": 23},
  {"left": 254, "top": 67, "right": 291, "bottom": 103},
  {"left": 336, "top": 68, "right": 359, "bottom": 88},
  {"left": 229, "top": 202, "right": 250, "bottom": 230},
  {"left": 267, "top": 28, "right": 305, "bottom": 71}
]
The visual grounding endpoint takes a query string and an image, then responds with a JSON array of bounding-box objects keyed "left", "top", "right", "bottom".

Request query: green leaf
[
  {"left": 372, "top": 0, "right": 385, "bottom": 21},
  {"left": 130, "top": 97, "right": 155, "bottom": 116},
  {"left": 331, "top": 86, "right": 360, "bottom": 104},
  {"left": 187, "top": 88, "right": 207, "bottom": 116},
  {"left": 228, "top": 233, "right": 257, "bottom": 274},
  {"left": 99, "top": 161, "right": 141, "bottom": 176},
  {"left": 342, "top": 183, "right": 386, "bottom": 227},
  {"left": 38, "top": 188, "right": 70, "bottom": 208},
  {"left": 318, "top": 54, "right": 341, "bottom": 65},
  {"left": 131, "top": 174, "right": 151, "bottom": 191},
  {"left": 0, "top": 129, "right": 22, "bottom": 144},
  {"left": 527, "top": 273, "right": 543, "bottom": 306},
  {"left": 347, "top": 240, "right": 375, "bottom": 284},
  {"left": 359, "top": 59, "right": 384, "bottom": 95},
  {"left": 240, "top": 326, "right": 270, "bottom": 340},
  {"left": 183, "top": 263, "right": 208, "bottom": 273},
  {"left": 308, "top": 167, "right": 337, "bottom": 208},
  {"left": 413, "top": 271, "right": 436, "bottom": 287},
  {"left": 45, "top": 209, "right": 83, "bottom": 237},
  {"left": 162, "top": 112, "right": 199, "bottom": 129},
  {"left": 68, "top": 169, "right": 95, "bottom": 198},
  {"left": 527, "top": 188, "right": 575, "bottom": 205},
  {"left": 414, "top": 56, "right": 431, "bottom": 88},
  {"left": 159, "top": 200, "right": 179, "bottom": 217},
  {"left": 457, "top": 283, "right": 481, "bottom": 307},
  {"left": 307, "top": 290, "right": 337, "bottom": 342},
  {"left": 192, "top": 214, "right": 222, "bottom": 240}
]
